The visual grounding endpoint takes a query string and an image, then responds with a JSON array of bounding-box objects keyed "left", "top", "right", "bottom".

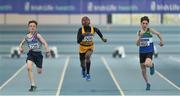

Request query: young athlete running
[
  {"left": 136, "top": 16, "right": 164, "bottom": 90},
  {"left": 19, "top": 20, "right": 50, "bottom": 91},
  {"left": 77, "top": 16, "right": 107, "bottom": 81}
]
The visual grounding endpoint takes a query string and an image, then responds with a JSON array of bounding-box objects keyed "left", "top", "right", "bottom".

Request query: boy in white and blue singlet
[
  {"left": 136, "top": 16, "right": 164, "bottom": 90},
  {"left": 19, "top": 20, "right": 50, "bottom": 92}
]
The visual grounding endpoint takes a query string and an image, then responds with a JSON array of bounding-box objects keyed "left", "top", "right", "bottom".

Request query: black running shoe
[
  {"left": 146, "top": 83, "right": 151, "bottom": 91},
  {"left": 29, "top": 85, "right": 37, "bottom": 92}
]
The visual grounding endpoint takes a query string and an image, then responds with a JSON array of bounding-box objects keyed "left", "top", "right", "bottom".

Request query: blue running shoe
[
  {"left": 81, "top": 70, "right": 86, "bottom": 78},
  {"left": 146, "top": 83, "right": 151, "bottom": 90},
  {"left": 86, "top": 74, "right": 91, "bottom": 81},
  {"left": 150, "top": 63, "right": 155, "bottom": 75}
]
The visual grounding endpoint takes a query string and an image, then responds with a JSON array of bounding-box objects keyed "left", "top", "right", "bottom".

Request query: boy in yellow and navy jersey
[{"left": 77, "top": 16, "right": 107, "bottom": 81}]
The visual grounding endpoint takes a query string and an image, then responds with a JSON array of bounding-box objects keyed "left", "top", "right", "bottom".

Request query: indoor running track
[{"left": 0, "top": 54, "right": 180, "bottom": 96}]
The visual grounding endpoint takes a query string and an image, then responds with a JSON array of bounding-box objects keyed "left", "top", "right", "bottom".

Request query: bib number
[
  {"left": 140, "top": 39, "right": 150, "bottom": 47},
  {"left": 83, "top": 36, "right": 93, "bottom": 42},
  {"left": 29, "top": 43, "right": 39, "bottom": 49}
]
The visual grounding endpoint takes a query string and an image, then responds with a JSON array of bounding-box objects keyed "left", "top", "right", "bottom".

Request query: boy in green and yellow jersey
[{"left": 136, "top": 16, "right": 164, "bottom": 90}]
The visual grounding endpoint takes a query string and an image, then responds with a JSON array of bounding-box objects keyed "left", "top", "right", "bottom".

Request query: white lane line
[
  {"left": 0, "top": 64, "right": 26, "bottom": 91},
  {"left": 101, "top": 56, "right": 125, "bottom": 96},
  {"left": 156, "top": 71, "right": 180, "bottom": 91},
  {"left": 154, "top": 56, "right": 180, "bottom": 90},
  {"left": 136, "top": 55, "right": 180, "bottom": 90},
  {"left": 56, "top": 56, "right": 70, "bottom": 96},
  {"left": 169, "top": 56, "right": 180, "bottom": 63}
]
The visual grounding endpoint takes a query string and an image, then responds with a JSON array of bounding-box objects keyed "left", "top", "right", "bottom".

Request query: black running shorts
[
  {"left": 139, "top": 52, "right": 153, "bottom": 64},
  {"left": 26, "top": 50, "right": 43, "bottom": 68}
]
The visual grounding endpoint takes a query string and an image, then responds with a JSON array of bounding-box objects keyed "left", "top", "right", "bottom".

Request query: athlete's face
[
  {"left": 28, "top": 23, "right": 37, "bottom": 33},
  {"left": 81, "top": 17, "right": 90, "bottom": 26},
  {"left": 141, "top": 20, "right": 149, "bottom": 29}
]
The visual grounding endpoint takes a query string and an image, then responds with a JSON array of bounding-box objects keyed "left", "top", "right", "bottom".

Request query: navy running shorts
[{"left": 26, "top": 50, "right": 43, "bottom": 68}]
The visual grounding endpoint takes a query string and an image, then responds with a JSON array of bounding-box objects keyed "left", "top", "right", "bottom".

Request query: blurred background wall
[{"left": 0, "top": 0, "right": 180, "bottom": 54}]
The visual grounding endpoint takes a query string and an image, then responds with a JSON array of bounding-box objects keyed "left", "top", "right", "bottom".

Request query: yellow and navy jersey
[
  {"left": 77, "top": 26, "right": 104, "bottom": 53},
  {"left": 77, "top": 26, "right": 103, "bottom": 45},
  {"left": 80, "top": 26, "right": 95, "bottom": 46},
  {"left": 138, "top": 28, "right": 154, "bottom": 53}
]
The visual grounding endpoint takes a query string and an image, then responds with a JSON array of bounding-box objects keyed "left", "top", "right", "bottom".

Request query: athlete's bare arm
[
  {"left": 135, "top": 31, "right": 140, "bottom": 46},
  {"left": 19, "top": 38, "right": 26, "bottom": 53},
  {"left": 94, "top": 27, "right": 107, "bottom": 42},
  {"left": 77, "top": 28, "right": 85, "bottom": 44},
  {"left": 150, "top": 28, "right": 164, "bottom": 46},
  {"left": 37, "top": 34, "right": 50, "bottom": 52}
]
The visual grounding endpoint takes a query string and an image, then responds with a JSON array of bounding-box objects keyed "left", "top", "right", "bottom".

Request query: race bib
[
  {"left": 29, "top": 43, "right": 39, "bottom": 49},
  {"left": 82, "top": 35, "right": 93, "bottom": 42},
  {"left": 140, "top": 39, "right": 150, "bottom": 47}
]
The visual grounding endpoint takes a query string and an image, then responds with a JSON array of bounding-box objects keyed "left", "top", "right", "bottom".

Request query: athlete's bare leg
[
  {"left": 140, "top": 64, "right": 149, "bottom": 84},
  {"left": 85, "top": 50, "right": 93, "bottom": 74},
  {"left": 27, "top": 60, "right": 36, "bottom": 86}
]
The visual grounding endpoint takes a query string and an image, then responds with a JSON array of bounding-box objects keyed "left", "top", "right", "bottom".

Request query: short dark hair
[
  {"left": 28, "top": 20, "right": 38, "bottom": 26},
  {"left": 140, "top": 16, "right": 149, "bottom": 23}
]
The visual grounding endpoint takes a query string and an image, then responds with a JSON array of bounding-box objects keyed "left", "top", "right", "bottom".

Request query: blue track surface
[{"left": 0, "top": 54, "right": 180, "bottom": 95}]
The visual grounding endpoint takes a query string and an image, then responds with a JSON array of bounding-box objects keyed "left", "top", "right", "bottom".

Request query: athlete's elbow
[
  {"left": 156, "top": 32, "right": 161, "bottom": 36},
  {"left": 43, "top": 42, "right": 48, "bottom": 47}
]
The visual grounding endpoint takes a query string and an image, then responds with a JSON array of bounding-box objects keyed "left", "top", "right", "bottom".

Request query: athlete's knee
[
  {"left": 85, "top": 55, "right": 90, "bottom": 60},
  {"left": 140, "top": 64, "right": 147, "bottom": 74},
  {"left": 27, "top": 67, "right": 32, "bottom": 72},
  {"left": 145, "top": 58, "right": 152, "bottom": 63},
  {"left": 80, "top": 57, "right": 85, "bottom": 61},
  {"left": 141, "top": 68, "right": 146, "bottom": 73},
  {"left": 145, "top": 58, "right": 152, "bottom": 67},
  {"left": 86, "top": 59, "right": 91, "bottom": 64},
  {"left": 37, "top": 68, "right": 42, "bottom": 74},
  {"left": 80, "top": 61, "right": 85, "bottom": 68},
  {"left": 81, "top": 64, "right": 85, "bottom": 68},
  {"left": 85, "top": 55, "right": 91, "bottom": 62},
  {"left": 27, "top": 61, "right": 33, "bottom": 72},
  {"left": 80, "top": 60, "right": 85, "bottom": 65},
  {"left": 37, "top": 70, "right": 42, "bottom": 74}
]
